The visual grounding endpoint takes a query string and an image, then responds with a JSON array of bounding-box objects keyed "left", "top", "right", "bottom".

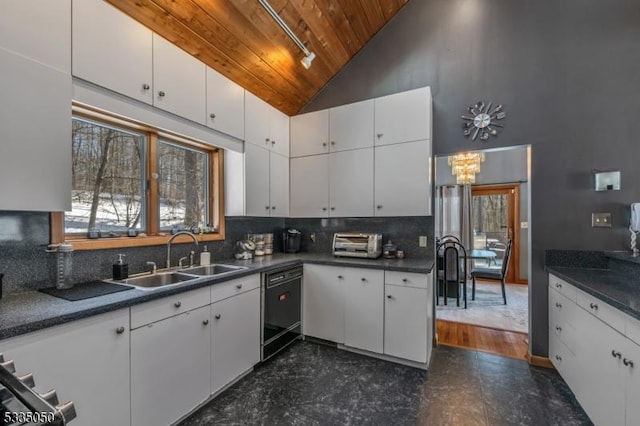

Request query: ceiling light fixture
[
  {"left": 448, "top": 152, "right": 485, "bottom": 185},
  {"left": 259, "top": 0, "right": 316, "bottom": 69}
]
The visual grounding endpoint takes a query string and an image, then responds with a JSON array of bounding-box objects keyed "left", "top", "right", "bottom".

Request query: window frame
[{"left": 51, "top": 104, "right": 225, "bottom": 250}]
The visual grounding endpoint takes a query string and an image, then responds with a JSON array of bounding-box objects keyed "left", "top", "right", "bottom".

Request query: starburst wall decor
[{"left": 461, "top": 101, "right": 506, "bottom": 141}]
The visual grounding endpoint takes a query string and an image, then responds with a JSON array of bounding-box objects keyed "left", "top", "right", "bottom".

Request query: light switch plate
[
  {"left": 521, "top": 222, "right": 529, "bottom": 229},
  {"left": 592, "top": 212, "right": 612, "bottom": 228},
  {"left": 419, "top": 236, "right": 428, "bottom": 247}
]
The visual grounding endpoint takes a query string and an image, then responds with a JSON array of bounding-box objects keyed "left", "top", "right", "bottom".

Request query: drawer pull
[
  {"left": 555, "top": 302, "right": 562, "bottom": 308},
  {"left": 115, "top": 326, "right": 126, "bottom": 335},
  {"left": 158, "top": 90, "right": 165, "bottom": 97},
  {"left": 236, "top": 284, "right": 243, "bottom": 289},
  {"left": 402, "top": 278, "right": 408, "bottom": 283},
  {"left": 387, "top": 295, "right": 393, "bottom": 299},
  {"left": 338, "top": 275, "right": 344, "bottom": 279},
  {"left": 361, "top": 277, "right": 367, "bottom": 282},
  {"left": 612, "top": 350, "right": 622, "bottom": 359},
  {"left": 215, "top": 314, "right": 221, "bottom": 320},
  {"left": 556, "top": 283, "right": 562, "bottom": 289},
  {"left": 203, "top": 319, "right": 209, "bottom": 326},
  {"left": 624, "top": 358, "right": 635, "bottom": 368},
  {"left": 142, "top": 83, "right": 150, "bottom": 90},
  {"left": 555, "top": 325, "right": 562, "bottom": 332},
  {"left": 589, "top": 302, "right": 598, "bottom": 310},
  {"left": 174, "top": 301, "right": 182, "bottom": 308},
  {"left": 555, "top": 355, "right": 562, "bottom": 362}
]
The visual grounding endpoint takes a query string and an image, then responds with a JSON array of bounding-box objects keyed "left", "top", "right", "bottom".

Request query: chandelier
[{"left": 448, "top": 152, "right": 485, "bottom": 184}]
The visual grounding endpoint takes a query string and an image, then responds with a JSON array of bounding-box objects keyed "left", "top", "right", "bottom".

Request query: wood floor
[{"left": 436, "top": 319, "right": 528, "bottom": 360}]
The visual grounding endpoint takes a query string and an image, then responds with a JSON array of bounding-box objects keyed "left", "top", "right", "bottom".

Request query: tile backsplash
[{"left": 0, "top": 212, "right": 433, "bottom": 295}]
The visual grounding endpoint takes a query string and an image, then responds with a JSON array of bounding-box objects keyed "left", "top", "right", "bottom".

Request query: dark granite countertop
[
  {"left": 546, "top": 266, "right": 640, "bottom": 320},
  {"left": 0, "top": 253, "right": 433, "bottom": 341}
]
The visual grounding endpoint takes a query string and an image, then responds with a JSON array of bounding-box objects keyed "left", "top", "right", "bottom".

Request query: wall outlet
[
  {"left": 419, "top": 236, "right": 428, "bottom": 247},
  {"left": 592, "top": 212, "right": 612, "bottom": 228}
]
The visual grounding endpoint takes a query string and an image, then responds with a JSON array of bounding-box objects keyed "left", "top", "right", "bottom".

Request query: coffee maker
[{"left": 282, "top": 228, "right": 302, "bottom": 253}]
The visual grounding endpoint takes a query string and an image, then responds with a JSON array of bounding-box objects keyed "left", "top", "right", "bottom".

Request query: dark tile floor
[{"left": 179, "top": 341, "right": 592, "bottom": 426}]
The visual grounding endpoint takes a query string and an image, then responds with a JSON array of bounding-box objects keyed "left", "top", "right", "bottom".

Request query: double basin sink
[{"left": 115, "top": 264, "right": 247, "bottom": 291}]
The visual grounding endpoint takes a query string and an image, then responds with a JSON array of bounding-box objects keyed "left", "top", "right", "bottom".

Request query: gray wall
[{"left": 304, "top": 0, "right": 640, "bottom": 356}]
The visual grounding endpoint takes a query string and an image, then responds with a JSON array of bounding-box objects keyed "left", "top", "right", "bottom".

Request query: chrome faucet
[{"left": 166, "top": 231, "right": 199, "bottom": 268}]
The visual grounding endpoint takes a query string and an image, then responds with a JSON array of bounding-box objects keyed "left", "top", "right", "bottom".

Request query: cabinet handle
[
  {"left": 556, "top": 283, "right": 562, "bottom": 289},
  {"left": 265, "top": 138, "right": 270, "bottom": 143},
  {"left": 387, "top": 295, "right": 393, "bottom": 299},
  {"left": 555, "top": 302, "right": 562, "bottom": 308},
  {"left": 322, "top": 142, "right": 327, "bottom": 147},
  {"left": 330, "top": 207, "right": 335, "bottom": 211},
  {"left": 210, "top": 113, "right": 216, "bottom": 119},
  {"left": 612, "top": 350, "right": 622, "bottom": 359},
  {"left": 215, "top": 314, "right": 221, "bottom": 320},
  {"left": 266, "top": 206, "right": 270, "bottom": 210},
  {"left": 624, "top": 358, "right": 635, "bottom": 368},
  {"left": 116, "top": 326, "right": 125, "bottom": 334},
  {"left": 322, "top": 207, "right": 327, "bottom": 211},
  {"left": 555, "top": 355, "right": 562, "bottom": 362},
  {"left": 377, "top": 205, "right": 383, "bottom": 209},
  {"left": 271, "top": 140, "right": 276, "bottom": 145},
  {"left": 142, "top": 83, "right": 150, "bottom": 90},
  {"left": 361, "top": 277, "right": 367, "bottom": 282},
  {"left": 271, "top": 206, "right": 276, "bottom": 210},
  {"left": 158, "top": 91, "right": 165, "bottom": 97},
  {"left": 555, "top": 325, "right": 562, "bottom": 332},
  {"left": 338, "top": 275, "right": 344, "bottom": 279},
  {"left": 402, "top": 278, "right": 408, "bottom": 283},
  {"left": 377, "top": 133, "right": 383, "bottom": 138},
  {"left": 174, "top": 301, "right": 182, "bottom": 308},
  {"left": 236, "top": 284, "right": 243, "bottom": 289},
  {"left": 203, "top": 319, "right": 209, "bottom": 326},
  {"left": 331, "top": 141, "right": 336, "bottom": 145},
  {"left": 589, "top": 302, "right": 598, "bottom": 310}
]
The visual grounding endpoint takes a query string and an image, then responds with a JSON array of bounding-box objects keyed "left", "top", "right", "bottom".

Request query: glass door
[{"left": 471, "top": 185, "right": 519, "bottom": 283}]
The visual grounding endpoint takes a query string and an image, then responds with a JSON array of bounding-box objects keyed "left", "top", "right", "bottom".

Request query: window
[{"left": 52, "top": 108, "right": 224, "bottom": 249}]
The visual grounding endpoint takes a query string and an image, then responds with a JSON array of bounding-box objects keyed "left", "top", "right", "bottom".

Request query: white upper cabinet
[
  {"left": 290, "top": 155, "right": 329, "bottom": 218},
  {"left": 244, "top": 143, "right": 271, "bottom": 217},
  {"left": 245, "top": 92, "right": 290, "bottom": 157},
  {"left": 374, "top": 87, "right": 432, "bottom": 146},
  {"left": 206, "top": 67, "right": 245, "bottom": 140},
  {"left": 72, "top": 0, "right": 153, "bottom": 104},
  {"left": 153, "top": 34, "right": 206, "bottom": 125},
  {"left": 329, "top": 99, "right": 374, "bottom": 152},
  {"left": 290, "top": 110, "right": 330, "bottom": 157},
  {"left": 0, "top": 0, "right": 70, "bottom": 73},
  {"left": 0, "top": 48, "right": 72, "bottom": 212},
  {"left": 269, "top": 152, "right": 290, "bottom": 217},
  {"left": 329, "top": 148, "right": 374, "bottom": 217},
  {"left": 375, "top": 140, "right": 432, "bottom": 216}
]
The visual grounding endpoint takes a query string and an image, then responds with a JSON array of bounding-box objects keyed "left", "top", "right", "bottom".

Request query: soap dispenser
[
  {"left": 200, "top": 245, "right": 211, "bottom": 266},
  {"left": 113, "top": 254, "right": 128, "bottom": 280}
]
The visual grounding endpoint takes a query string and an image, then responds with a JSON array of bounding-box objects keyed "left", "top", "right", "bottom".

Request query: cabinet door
[
  {"left": 131, "top": 306, "right": 211, "bottom": 426},
  {"left": 244, "top": 143, "right": 271, "bottom": 217},
  {"left": 329, "top": 148, "right": 374, "bottom": 217},
  {"left": 344, "top": 268, "right": 384, "bottom": 353},
  {"left": 329, "top": 99, "right": 374, "bottom": 152},
  {"left": 153, "top": 34, "right": 206, "bottom": 124},
  {"left": 0, "top": 0, "right": 70, "bottom": 73},
  {"left": 270, "top": 107, "right": 290, "bottom": 157},
  {"left": 269, "top": 152, "right": 290, "bottom": 217},
  {"left": 375, "top": 140, "right": 432, "bottom": 216},
  {"left": 625, "top": 339, "right": 640, "bottom": 426},
  {"left": 290, "top": 110, "right": 330, "bottom": 157},
  {"left": 72, "top": 0, "right": 152, "bottom": 104},
  {"left": 290, "top": 155, "right": 329, "bottom": 218},
  {"left": 211, "top": 288, "right": 260, "bottom": 394},
  {"left": 0, "top": 48, "right": 72, "bottom": 212},
  {"left": 303, "top": 264, "right": 345, "bottom": 344},
  {"left": 245, "top": 91, "right": 271, "bottom": 147},
  {"left": 206, "top": 66, "right": 245, "bottom": 140},
  {"left": 1, "top": 309, "right": 130, "bottom": 426},
  {"left": 384, "top": 285, "right": 428, "bottom": 363},
  {"left": 374, "top": 87, "right": 432, "bottom": 146},
  {"left": 224, "top": 149, "right": 245, "bottom": 216}
]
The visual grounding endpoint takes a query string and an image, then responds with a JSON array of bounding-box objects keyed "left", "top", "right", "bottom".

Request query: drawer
[
  {"left": 625, "top": 313, "right": 640, "bottom": 346},
  {"left": 549, "top": 331, "right": 579, "bottom": 391},
  {"left": 548, "top": 274, "right": 577, "bottom": 302},
  {"left": 576, "top": 288, "right": 625, "bottom": 333},
  {"left": 131, "top": 286, "right": 210, "bottom": 329},
  {"left": 211, "top": 274, "right": 260, "bottom": 304},
  {"left": 385, "top": 271, "right": 430, "bottom": 289},
  {"left": 549, "top": 287, "right": 579, "bottom": 329}
]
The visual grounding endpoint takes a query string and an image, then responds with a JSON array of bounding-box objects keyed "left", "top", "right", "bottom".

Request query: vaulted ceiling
[{"left": 105, "top": 0, "right": 410, "bottom": 116}]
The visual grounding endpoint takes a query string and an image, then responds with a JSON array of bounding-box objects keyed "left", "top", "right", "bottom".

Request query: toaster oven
[{"left": 332, "top": 233, "right": 382, "bottom": 258}]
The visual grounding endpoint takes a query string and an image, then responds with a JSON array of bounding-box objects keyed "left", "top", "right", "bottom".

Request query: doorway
[{"left": 471, "top": 184, "right": 526, "bottom": 285}]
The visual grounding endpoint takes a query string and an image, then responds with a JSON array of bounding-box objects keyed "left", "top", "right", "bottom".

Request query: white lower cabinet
[
  {"left": 384, "top": 283, "right": 429, "bottom": 363},
  {"left": 625, "top": 339, "right": 640, "bottom": 426},
  {"left": 303, "top": 264, "right": 345, "bottom": 343},
  {"left": 344, "top": 269, "right": 384, "bottom": 353},
  {"left": 211, "top": 288, "right": 260, "bottom": 394},
  {"left": 131, "top": 305, "right": 211, "bottom": 426},
  {"left": 0, "top": 309, "right": 130, "bottom": 426}
]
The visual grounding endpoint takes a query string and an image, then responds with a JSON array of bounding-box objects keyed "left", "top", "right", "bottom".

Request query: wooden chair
[
  {"left": 436, "top": 240, "right": 467, "bottom": 308},
  {"left": 470, "top": 238, "right": 512, "bottom": 304}
]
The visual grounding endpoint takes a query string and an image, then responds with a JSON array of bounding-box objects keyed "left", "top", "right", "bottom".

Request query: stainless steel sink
[
  {"left": 180, "top": 264, "right": 247, "bottom": 276},
  {"left": 119, "top": 272, "right": 198, "bottom": 290}
]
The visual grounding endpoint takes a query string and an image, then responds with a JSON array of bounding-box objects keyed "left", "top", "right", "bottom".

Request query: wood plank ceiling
[{"left": 105, "top": 0, "right": 410, "bottom": 115}]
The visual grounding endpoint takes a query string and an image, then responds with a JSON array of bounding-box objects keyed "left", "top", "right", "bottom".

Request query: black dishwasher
[{"left": 261, "top": 266, "right": 302, "bottom": 361}]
